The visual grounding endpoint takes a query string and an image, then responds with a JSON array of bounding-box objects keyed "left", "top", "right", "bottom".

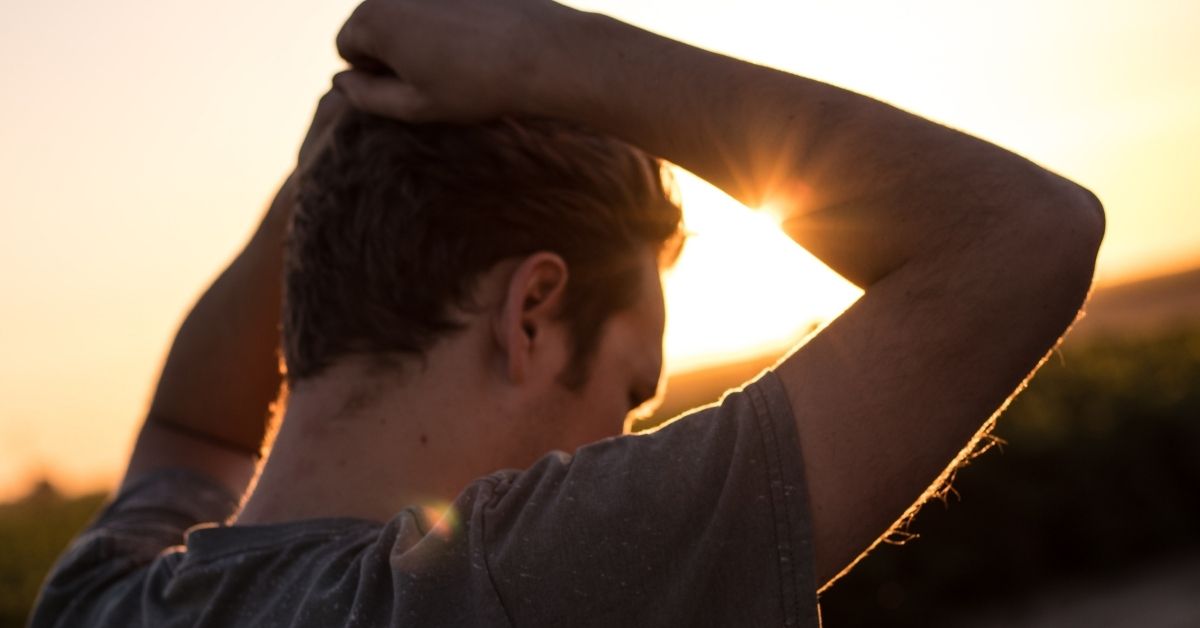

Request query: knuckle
[{"left": 337, "top": 3, "right": 375, "bottom": 56}]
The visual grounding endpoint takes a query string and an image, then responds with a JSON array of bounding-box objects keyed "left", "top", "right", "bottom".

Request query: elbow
[
  {"left": 1055, "top": 182, "right": 1105, "bottom": 284},
  {"left": 1066, "top": 183, "right": 1106, "bottom": 259},
  {"left": 1011, "top": 181, "right": 1106, "bottom": 319}
]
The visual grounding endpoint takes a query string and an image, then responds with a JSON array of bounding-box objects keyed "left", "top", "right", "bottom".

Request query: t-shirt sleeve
[
  {"left": 480, "top": 370, "right": 820, "bottom": 627},
  {"left": 29, "top": 468, "right": 239, "bottom": 627}
]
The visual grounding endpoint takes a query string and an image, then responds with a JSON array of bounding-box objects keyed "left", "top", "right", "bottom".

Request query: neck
[{"left": 235, "top": 352, "right": 528, "bottom": 525}]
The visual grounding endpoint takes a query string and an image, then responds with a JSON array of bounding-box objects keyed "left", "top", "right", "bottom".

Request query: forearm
[
  {"left": 142, "top": 179, "right": 293, "bottom": 459},
  {"left": 118, "top": 94, "right": 345, "bottom": 495},
  {"left": 532, "top": 9, "right": 1102, "bottom": 287},
  {"left": 530, "top": 18, "right": 1104, "bottom": 582}
]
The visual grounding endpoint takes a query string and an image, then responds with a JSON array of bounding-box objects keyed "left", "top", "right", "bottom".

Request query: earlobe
[{"left": 493, "top": 252, "right": 569, "bottom": 385}]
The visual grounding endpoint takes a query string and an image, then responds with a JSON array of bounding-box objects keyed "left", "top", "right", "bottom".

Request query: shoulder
[{"left": 475, "top": 371, "right": 821, "bottom": 626}]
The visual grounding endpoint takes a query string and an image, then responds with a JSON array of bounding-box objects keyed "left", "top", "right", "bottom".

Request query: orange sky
[{"left": 2, "top": 0, "right": 1198, "bottom": 501}]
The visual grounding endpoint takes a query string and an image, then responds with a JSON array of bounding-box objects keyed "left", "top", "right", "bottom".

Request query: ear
[{"left": 493, "top": 252, "right": 570, "bottom": 385}]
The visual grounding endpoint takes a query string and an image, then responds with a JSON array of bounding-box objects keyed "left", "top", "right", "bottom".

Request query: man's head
[{"left": 282, "top": 111, "right": 682, "bottom": 433}]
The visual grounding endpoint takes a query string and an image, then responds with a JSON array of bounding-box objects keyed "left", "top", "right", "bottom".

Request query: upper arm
[
  {"left": 30, "top": 467, "right": 239, "bottom": 628},
  {"left": 121, "top": 418, "right": 259, "bottom": 499},
  {"left": 775, "top": 203, "right": 1103, "bottom": 587}
]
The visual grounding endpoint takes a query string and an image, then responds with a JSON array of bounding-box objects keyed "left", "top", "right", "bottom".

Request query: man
[{"left": 32, "top": 0, "right": 1103, "bottom": 626}]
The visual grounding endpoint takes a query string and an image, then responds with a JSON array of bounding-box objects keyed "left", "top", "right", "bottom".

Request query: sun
[{"left": 661, "top": 168, "right": 862, "bottom": 374}]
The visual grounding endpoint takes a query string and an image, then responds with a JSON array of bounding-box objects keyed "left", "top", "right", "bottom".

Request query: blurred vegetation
[
  {"left": 0, "top": 484, "right": 106, "bottom": 627},
  {"left": 819, "top": 323, "right": 1200, "bottom": 627},
  {"left": 2, "top": 325, "right": 1196, "bottom": 626}
]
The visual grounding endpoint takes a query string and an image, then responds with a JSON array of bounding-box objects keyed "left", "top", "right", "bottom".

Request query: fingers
[
  {"left": 297, "top": 89, "right": 351, "bottom": 168},
  {"left": 332, "top": 69, "right": 436, "bottom": 122},
  {"left": 335, "top": 2, "right": 394, "bottom": 75},
  {"left": 335, "top": 4, "right": 372, "bottom": 68}
]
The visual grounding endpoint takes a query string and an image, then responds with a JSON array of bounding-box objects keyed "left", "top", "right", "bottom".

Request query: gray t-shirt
[{"left": 31, "top": 371, "right": 820, "bottom": 627}]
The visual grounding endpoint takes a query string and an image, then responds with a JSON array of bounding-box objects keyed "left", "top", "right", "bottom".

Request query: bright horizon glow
[{"left": 2, "top": 0, "right": 1198, "bottom": 501}]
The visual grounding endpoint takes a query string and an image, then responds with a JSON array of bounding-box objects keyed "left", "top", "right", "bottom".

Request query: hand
[
  {"left": 269, "top": 88, "right": 351, "bottom": 219},
  {"left": 333, "top": 0, "right": 565, "bottom": 122},
  {"left": 298, "top": 88, "right": 351, "bottom": 176}
]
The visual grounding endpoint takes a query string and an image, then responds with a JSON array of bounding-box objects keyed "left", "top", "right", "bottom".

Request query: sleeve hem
[{"left": 748, "top": 371, "right": 821, "bottom": 626}]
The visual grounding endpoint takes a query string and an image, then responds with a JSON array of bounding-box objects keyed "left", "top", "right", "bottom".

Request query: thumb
[{"left": 333, "top": 70, "right": 436, "bottom": 122}]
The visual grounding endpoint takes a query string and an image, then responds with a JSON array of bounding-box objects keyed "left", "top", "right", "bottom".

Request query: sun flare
[{"left": 662, "top": 169, "right": 862, "bottom": 374}]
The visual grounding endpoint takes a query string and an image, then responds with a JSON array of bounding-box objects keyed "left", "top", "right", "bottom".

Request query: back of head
[{"left": 283, "top": 111, "right": 683, "bottom": 389}]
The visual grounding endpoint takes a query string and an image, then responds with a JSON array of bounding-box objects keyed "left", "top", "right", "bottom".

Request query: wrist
[
  {"left": 265, "top": 174, "right": 299, "bottom": 220},
  {"left": 522, "top": 9, "right": 675, "bottom": 147},
  {"left": 245, "top": 175, "right": 297, "bottom": 255},
  {"left": 521, "top": 6, "right": 612, "bottom": 121}
]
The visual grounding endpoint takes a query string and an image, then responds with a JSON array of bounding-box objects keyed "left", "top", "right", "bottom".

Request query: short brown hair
[{"left": 282, "top": 111, "right": 682, "bottom": 388}]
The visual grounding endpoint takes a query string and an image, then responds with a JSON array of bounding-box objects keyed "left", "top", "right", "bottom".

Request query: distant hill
[
  {"left": 639, "top": 264, "right": 1200, "bottom": 429},
  {"left": 1070, "top": 265, "right": 1200, "bottom": 341}
]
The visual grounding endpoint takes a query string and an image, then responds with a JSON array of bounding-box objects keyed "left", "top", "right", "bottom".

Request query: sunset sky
[{"left": 2, "top": 0, "right": 1198, "bottom": 501}]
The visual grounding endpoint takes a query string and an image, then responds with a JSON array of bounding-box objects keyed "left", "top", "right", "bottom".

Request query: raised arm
[
  {"left": 120, "top": 92, "right": 348, "bottom": 496},
  {"left": 332, "top": 0, "right": 1103, "bottom": 587}
]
